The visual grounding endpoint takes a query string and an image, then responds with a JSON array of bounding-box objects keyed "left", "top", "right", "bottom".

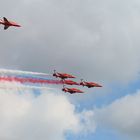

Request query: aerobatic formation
[
  {"left": 0, "top": 69, "right": 102, "bottom": 94},
  {"left": 53, "top": 70, "right": 102, "bottom": 94},
  {"left": 0, "top": 17, "right": 102, "bottom": 94}
]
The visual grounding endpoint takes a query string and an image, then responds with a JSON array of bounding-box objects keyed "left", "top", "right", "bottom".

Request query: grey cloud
[{"left": 1, "top": 0, "right": 140, "bottom": 83}]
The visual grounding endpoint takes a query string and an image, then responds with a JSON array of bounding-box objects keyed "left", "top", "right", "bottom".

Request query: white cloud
[
  {"left": 0, "top": 81, "right": 96, "bottom": 140},
  {"left": 94, "top": 90, "right": 140, "bottom": 139},
  {"left": 2, "top": 81, "right": 140, "bottom": 139},
  {"left": 78, "top": 110, "right": 96, "bottom": 134}
]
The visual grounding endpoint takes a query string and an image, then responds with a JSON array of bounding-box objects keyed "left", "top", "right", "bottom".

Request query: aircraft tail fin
[
  {"left": 3, "top": 17, "right": 9, "bottom": 23},
  {"left": 3, "top": 17, "right": 10, "bottom": 30}
]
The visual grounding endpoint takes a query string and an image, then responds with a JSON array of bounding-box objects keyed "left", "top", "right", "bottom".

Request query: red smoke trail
[{"left": 0, "top": 76, "right": 63, "bottom": 85}]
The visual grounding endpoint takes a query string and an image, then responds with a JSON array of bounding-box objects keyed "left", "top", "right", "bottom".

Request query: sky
[{"left": 0, "top": 0, "right": 140, "bottom": 139}]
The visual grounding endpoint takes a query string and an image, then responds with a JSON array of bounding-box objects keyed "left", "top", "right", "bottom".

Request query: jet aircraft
[
  {"left": 0, "top": 17, "right": 21, "bottom": 30},
  {"left": 62, "top": 86, "right": 84, "bottom": 94},
  {"left": 62, "top": 80, "right": 79, "bottom": 85},
  {"left": 80, "top": 79, "right": 102, "bottom": 88},
  {"left": 53, "top": 70, "right": 75, "bottom": 80}
]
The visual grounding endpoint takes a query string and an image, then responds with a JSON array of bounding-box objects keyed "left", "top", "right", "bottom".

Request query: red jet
[
  {"left": 62, "top": 80, "right": 79, "bottom": 85},
  {"left": 62, "top": 86, "right": 84, "bottom": 94},
  {"left": 0, "top": 17, "right": 21, "bottom": 30},
  {"left": 53, "top": 70, "right": 76, "bottom": 80},
  {"left": 80, "top": 79, "right": 102, "bottom": 88}
]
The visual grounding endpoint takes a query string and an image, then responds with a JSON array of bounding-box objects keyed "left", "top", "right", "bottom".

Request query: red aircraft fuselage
[
  {"left": 62, "top": 87, "right": 84, "bottom": 94},
  {"left": 62, "top": 80, "right": 79, "bottom": 85},
  {"left": 53, "top": 70, "right": 75, "bottom": 80},
  {"left": 80, "top": 80, "right": 102, "bottom": 88},
  {"left": 0, "top": 17, "right": 21, "bottom": 30}
]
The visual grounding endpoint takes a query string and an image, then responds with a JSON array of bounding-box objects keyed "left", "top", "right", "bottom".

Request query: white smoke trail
[
  {"left": 0, "top": 69, "right": 50, "bottom": 76},
  {"left": 0, "top": 69, "right": 55, "bottom": 92},
  {"left": 0, "top": 81, "right": 53, "bottom": 91}
]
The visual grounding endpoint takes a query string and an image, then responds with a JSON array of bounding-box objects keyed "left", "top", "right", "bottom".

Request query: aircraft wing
[{"left": 4, "top": 25, "right": 9, "bottom": 30}]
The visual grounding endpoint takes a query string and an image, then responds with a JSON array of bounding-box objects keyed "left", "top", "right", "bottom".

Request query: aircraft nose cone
[
  {"left": 97, "top": 85, "right": 102, "bottom": 87},
  {"left": 17, "top": 24, "right": 21, "bottom": 27}
]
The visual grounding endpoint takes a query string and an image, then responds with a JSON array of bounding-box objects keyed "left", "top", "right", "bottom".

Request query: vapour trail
[
  {"left": 0, "top": 69, "right": 64, "bottom": 90},
  {"left": 0, "top": 76, "right": 63, "bottom": 85},
  {"left": 0, "top": 69, "right": 50, "bottom": 76},
  {"left": 0, "top": 83, "right": 53, "bottom": 90},
  {"left": 0, "top": 68, "right": 58, "bottom": 83},
  {"left": 7, "top": 73, "right": 52, "bottom": 81}
]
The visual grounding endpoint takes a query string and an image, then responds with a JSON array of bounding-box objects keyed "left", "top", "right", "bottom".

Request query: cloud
[
  {"left": 1, "top": 0, "right": 140, "bottom": 83},
  {"left": 78, "top": 110, "right": 96, "bottom": 134},
  {"left": 0, "top": 81, "right": 96, "bottom": 140},
  {"left": 2, "top": 81, "right": 140, "bottom": 140},
  {"left": 94, "top": 90, "right": 140, "bottom": 139},
  {"left": 1, "top": 0, "right": 140, "bottom": 138}
]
